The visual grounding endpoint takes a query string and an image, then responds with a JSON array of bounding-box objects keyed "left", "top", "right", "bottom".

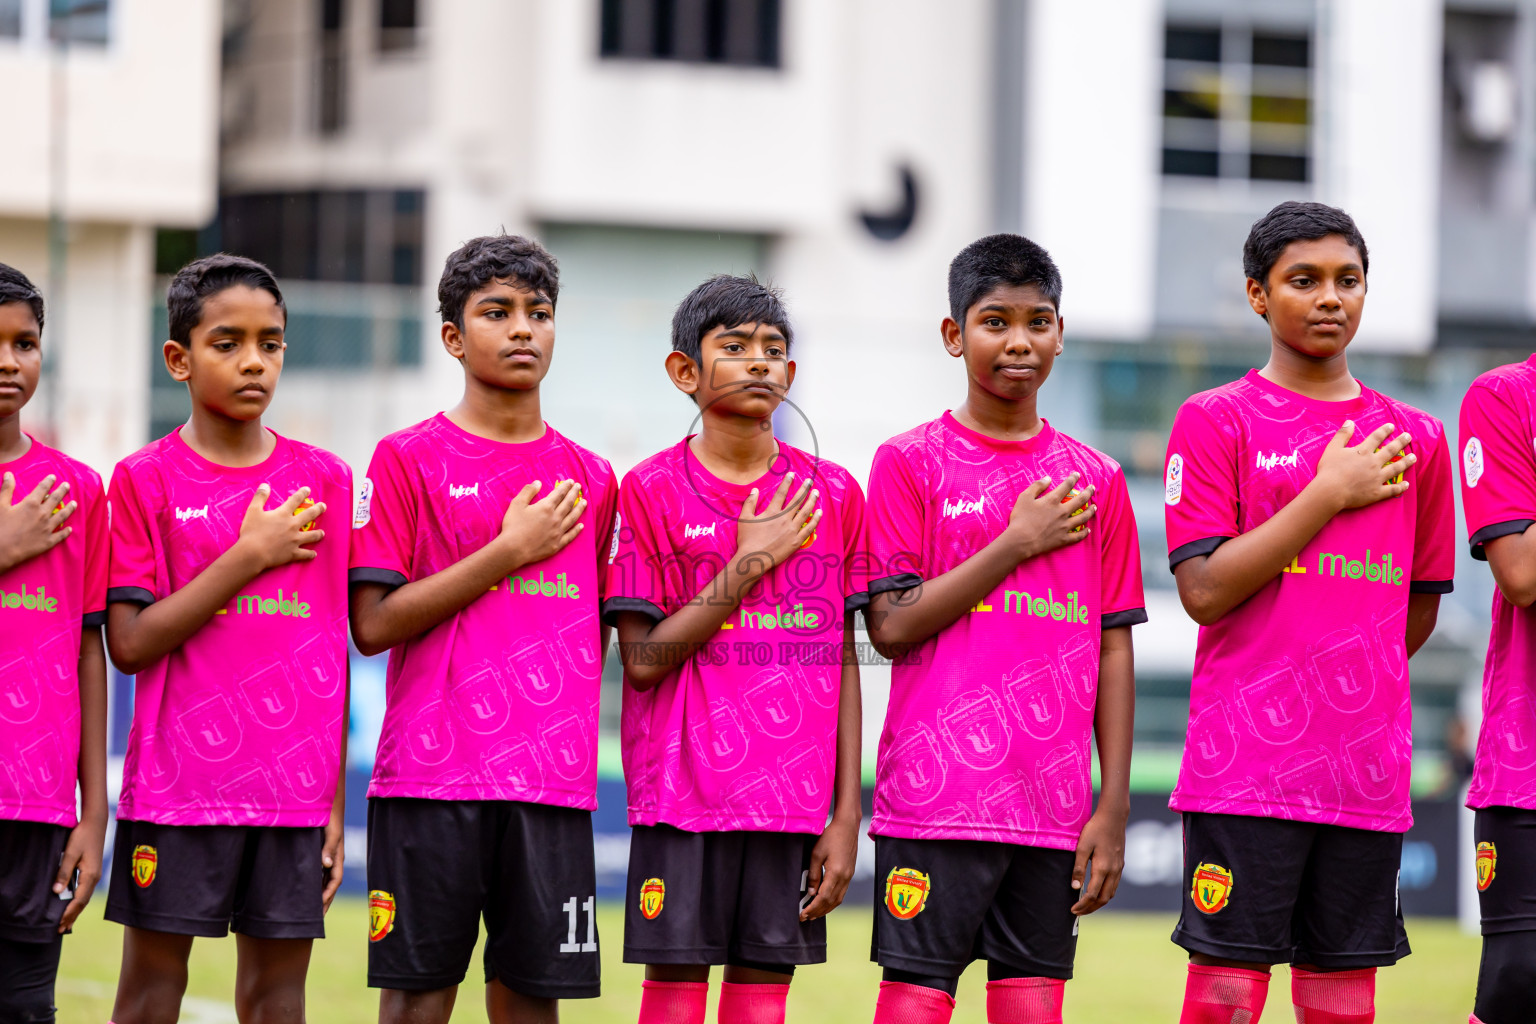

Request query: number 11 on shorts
[{"left": 560, "top": 895, "right": 597, "bottom": 953}]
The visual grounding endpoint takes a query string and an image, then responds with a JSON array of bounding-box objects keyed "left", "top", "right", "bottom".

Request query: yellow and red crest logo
[
  {"left": 639, "top": 877, "right": 666, "bottom": 920},
  {"left": 1476, "top": 842, "right": 1497, "bottom": 892},
  {"left": 1064, "top": 489, "right": 1088, "bottom": 532},
  {"left": 131, "top": 845, "right": 157, "bottom": 888},
  {"left": 1191, "top": 862, "right": 1233, "bottom": 914},
  {"left": 294, "top": 497, "right": 318, "bottom": 531},
  {"left": 884, "top": 867, "right": 931, "bottom": 920},
  {"left": 369, "top": 890, "right": 396, "bottom": 942}
]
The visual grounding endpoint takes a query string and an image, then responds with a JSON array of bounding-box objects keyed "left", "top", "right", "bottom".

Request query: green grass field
[{"left": 57, "top": 899, "right": 1480, "bottom": 1023}]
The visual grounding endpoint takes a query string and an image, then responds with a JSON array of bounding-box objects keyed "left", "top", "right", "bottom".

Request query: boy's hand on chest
[
  {"left": 233, "top": 483, "right": 326, "bottom": 571},
  {"left": 999, "top": 473, "right": 1095, "bottom": 564}
]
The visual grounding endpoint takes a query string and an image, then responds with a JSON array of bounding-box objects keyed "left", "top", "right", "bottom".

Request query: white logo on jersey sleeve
[
  {"left": 608, "top": 512, "right": 622, "bottom": 564},
  {"left": 1463, "top": 438, "right": 1485, "bottom": 488},
  {"left": 354, "top": 477, "right": 374, "bottom": 527},
  {"left": 1165, "top": 454, "right": 1184, "bottom": 506}
]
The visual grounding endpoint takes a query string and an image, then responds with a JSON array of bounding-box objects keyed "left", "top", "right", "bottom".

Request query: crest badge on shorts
[
  {"left": 1191, "top": 862, "right": 1233, "bottom": 914},
  {"left": 369, "top": 890, "right": 396, "bottom": 942},
  {"left": 639, "top": 877, "right": 666, "bottom": 920},
  {"left": 1476, "top": 842, "right": 1497, "bottom": 892},
  {"left": 884, "top": 867, "right": 931, "bottom": 920},
  {"left": 131, "top": 844, "right": 157, "bottom": 888}
]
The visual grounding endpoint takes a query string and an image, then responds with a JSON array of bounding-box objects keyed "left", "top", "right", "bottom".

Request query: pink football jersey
[
  {"left": 1164, "top": 371, "right": 1455, "bottom": 832},
  {"left": 0, "top": 437, "right": 107, "bottom": 827},
  {"left": 350, "top": 415, "right": 617, "bottom": 809},
  {"left": 865, "top": 413, "right": 1146, "bottom": 849},
  {"left": 603, "top": 439, "right": 866, "bottom": 833},
  {"left": 109, "top": 428, "right": 351, "bottom": 827},
  {"left": 1458, "top": 354, "right": 1536, "bottom": 811}
]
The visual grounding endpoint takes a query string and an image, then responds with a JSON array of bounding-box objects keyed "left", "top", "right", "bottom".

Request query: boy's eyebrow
[
  {"left": 475, "top": 291, "right": 552, "bottom": 307},
  {"left": 717, "top": 325, "right": 786, "bottom": 341},
  {"left": 1281, "top": 261, "right": 1362, "bottom": 275},
  {"left": 976, "top": 303, "right": 1055, "bottom": 316}
]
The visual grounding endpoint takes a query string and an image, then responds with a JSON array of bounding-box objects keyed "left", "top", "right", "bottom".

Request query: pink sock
[
  {"left": 872, "top": 980, "right": 956, "bottom": 1024},
  {"left": 1290, "top": 967, "right": 1374, "bottom": 1023},
  {"left": 639, "top": 980, "right": 709, "bottom": 1024},
  {"left": 986, "top": 977, "right": 1065, "bottom": 1023},
  {"left": 1469, "top": 1017, "right": 1485, "bottom": 1024},
  {"left": 1180, "top": 964, "right": 1271, "bottom": 1023},
  {"left": 717, "top": 981, "right": 790, "bottom": 1024}
]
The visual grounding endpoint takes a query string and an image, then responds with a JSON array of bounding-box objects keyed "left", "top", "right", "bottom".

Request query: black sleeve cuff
[
  {"left": 1410, "top": 579, "right": 1454, "bottom": 594},
  {"left": 601, "top": 597, "right": 666, "bottom": 627},
  {"left": 1469, "top": 520, "right": 1534, "bottom": 562},
  {"left": 1101, "top": 607, "right": 1149, "bottom": 629},
  {"left": 106, "top": 586, "right": 155, "bottom": 606},
  {"left": 844, "top": 592, "right": 870, "bottom": 613},
  {"left": 1169, "top": 537, "right": 1231, "bottom": 572},
  {"left": 868, "top": 572, "right": 924, "bottom": 597},
  {"left": 82, "top": 610, "right": 106, "bottom": 628},
  {"left": 349, "top": 567, "right": 409, "bottom": 589}
]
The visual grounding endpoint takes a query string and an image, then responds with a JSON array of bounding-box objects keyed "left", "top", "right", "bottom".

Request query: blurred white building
[
  {"left": 0, "top": 0, "right": 220, "bottom": 473},
  {"left": 187, "top": 0, "right": 1529, "bottom": 777}
]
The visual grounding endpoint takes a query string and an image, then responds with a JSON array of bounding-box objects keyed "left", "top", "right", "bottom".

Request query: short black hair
[
  {"left": 0, "top": 263, "right": 44, "bottom": 332},
  {"left": 948, "top": 234, "right": 1063, "bottom": 324},
  {"left": 670, "top": 274, "right": 793, "bottom": 365},
  {"left": 167, "top": 253, "right": 286, "bottom": 345},
  {"left": 437, "top": 234, "right": 559, "bottom": 329},
  {"left": 1244, "top": 201, "right": 1369, "bottom": 286}
]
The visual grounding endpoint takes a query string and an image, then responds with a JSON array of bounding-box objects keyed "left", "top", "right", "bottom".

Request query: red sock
[
  {"left": 986, "top": 977, "right": 1065, "bottom": 1023},
  {"left": 639, "top": 980, "right": 709, "bottom": 1024},
  {"left": 717, "top": 981, "right": 789, "bottom": 1024},
  {"left": 1180, "top": 964, "right": 1271, "bottom": 1023},
  {"left": 872, "top": 980, "right": 956, "bottom": 1024},
  {"left": 1290, "top": 967, "right": 1375, "bottom": 1023}
]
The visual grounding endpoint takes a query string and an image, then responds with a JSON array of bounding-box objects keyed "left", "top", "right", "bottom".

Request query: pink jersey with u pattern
[
  {"left": 0, "top": 437, "right": 107, "bottom": 827},
  {"left": 350, "top": 415, "right": 617, "bottom": 809},
  {"left": 1458, "top": 354, "right": 1536, "bottom": 811},
  {"left": 864, "top": 413, "right": 1146, "bottom": 849},
  {"left": 108, "top": 428, "right": 351, "bottom": 827},
  {"left": 1164, "top": 370, "right": 1456, "bottom": 832},
  {"left": 602, "top": 439, "right": 867, "bottom": 833}
]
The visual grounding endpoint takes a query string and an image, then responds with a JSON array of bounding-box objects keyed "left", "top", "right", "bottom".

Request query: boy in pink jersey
[
  {"left": 862, "top": 235, "right": 1145, "bottom": 1024},
  {"left": 349, "top": 234, "right": 614, "bottom": 1024},
  {"left": 604, "top": 274, "right": 864, "bottom": 1024},
  {"left": 1457, "top": 357, "right": 1536, "bottom": 1024},
  {"left": 104, "top": 255, "right": 349, "bottom": 1024},
  {"left": 0, "top": 264, "right": 108, "bottom": 1024},
  {"left": 1163, "top": 202, "right": 1455, "bottom": 1024}
]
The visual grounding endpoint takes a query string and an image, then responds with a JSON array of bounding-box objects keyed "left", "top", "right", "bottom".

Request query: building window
[
  {"left": 1162, "top": 23, "right": 1311, "bottom": 183},
  {"left": 378, "top": 0, "right": 416, "bottom": 51},
  {"left": 0, "top": 0, "right": 20, "bottom": 39},
  {"left": 600, "top": 0, "right": 780, "bottom": 69},
  {"left": 318, "top": 0, "right": 346, "bottom": 134},
  {"left": 219, "top": 189, "right": 426, "bottom": 286},
  {"left": 49, "top": 0, "right": 110, "bottom": 44}
]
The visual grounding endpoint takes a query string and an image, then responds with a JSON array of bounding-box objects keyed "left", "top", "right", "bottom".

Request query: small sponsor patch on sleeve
[
  {"left": 608, "top": 512, "right": 622, "bottom": 563},
  {"left": 354, "top": 477, "right": 374, "bottom": 527},
  {"left": 1463, "top": 437, "right": 1484, "bottom": 488},
  {"left": 1164, "top": 454, "right": 1184, "bottom": 506}
]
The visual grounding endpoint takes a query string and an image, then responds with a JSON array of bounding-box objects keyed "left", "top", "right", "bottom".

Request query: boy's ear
[
  {"left": 1245, "top": 277, "right": 1270, "bottom": 320},
  {"left": 1055, "top": 314, "right": 1065, "bottom": 356},
  {"left": 665, "top": 350, "right": 700, "bottom": 398},
  {"left": 441, "top": 320, "right": 466, "bottom": 362},
  {"left": 941, "top": 317, "right": 964, "bottom": 358},
  {"left": 163, "top": 340, "right": 191, "bottom": 382}
]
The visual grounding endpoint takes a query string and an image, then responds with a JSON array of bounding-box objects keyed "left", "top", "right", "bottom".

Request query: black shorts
[
  {"left": 1475, "top": 806, "right": 1536, "bottom": 935},
  {"left": 0, "top": 820, "right": 69, "bottom": 943},
  {"left": 1171, "top": 812, "right": 1409, "bottom": 968},
  {"left": 623, "top": 825, "right": 825, "bottom": 967},
  {"left": 366, "top": 798, "right": 600, "bottom": 998},
  {"left": 104, "top": 819, "right": 326, "bottom": 939},
  {"left": 870, "top": 835, "right": 1078, "bottom": 980}
]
